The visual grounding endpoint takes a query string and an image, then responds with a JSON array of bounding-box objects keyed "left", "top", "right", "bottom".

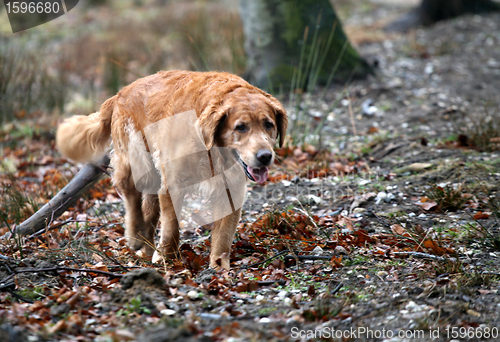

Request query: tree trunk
[
  {"left": 386, "top": 0, "right": 500, "bottom": 32},
  {"left": 238, "top": 0, "right": 372, "bottom": 91}
]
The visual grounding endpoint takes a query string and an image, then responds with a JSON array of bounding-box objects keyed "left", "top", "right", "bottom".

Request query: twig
[
  {"left": 239, "top": 250, "right": 289, "bottom": 270},
  {"left": 47, "top": 197, "right": 72, "bottom": 231},
  {"left": 0, "top": 274, "right": 15, "bottom": 286},
  {"left": 86, "top": 245, "right": 129, "bottom": 272},
  {"left": 0, "top": 266, "right": 124, "bottom": 285},
  {"left": 330, "top": 282, "right": 343, "bottom": 295},
  {"left": 283, "top": 238, "right": 299, "bottom": 271},
  {"left": 368, "top": 210, "right": 392, "bottom": 229},
  {"left": 347, "top": 90, "right": 357, "bottom": 136},
  {"left": 284, "top": 255, "right": 331, "bottom": 262},
  {"left": 0, "top": 254, "right": 13, "bottom": 260},
  {"left": 108, "top": 265, "right": 143, "bottom": 270},
  {"left": 5, "top": 289, "right": 34, "bottom": 304},
  {"left": 26, "top": 220, "right": 114, "bottom": 240},
  {"left": 26, "top": 219, "right": 73, "bottom": 240},
  {"left": 0, "top": 280, "right": 15, "bottom": 290},
  {"left": 108, "top": 58, "right": 145, "bottom": 79},
  {"left": 257, "top": 279, "right": 287, "bottom": 286},
  {"left": 296, "top": 205, "right": 320, "bottom": 231},
  {"left": 481, "top": 272, "right": 500, "bottom": 277},
  {"left": 392, "top": 251, "right": 448, "bottom": 262}
]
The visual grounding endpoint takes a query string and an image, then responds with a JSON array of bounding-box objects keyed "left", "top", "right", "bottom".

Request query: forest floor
[{"left": 1, "top": 2, "right": 500, "bottom": 342}]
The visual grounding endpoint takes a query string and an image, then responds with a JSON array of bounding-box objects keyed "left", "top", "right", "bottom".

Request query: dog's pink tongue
[{"left": 248, "top": 166, "right": 269, "bottom": 184}]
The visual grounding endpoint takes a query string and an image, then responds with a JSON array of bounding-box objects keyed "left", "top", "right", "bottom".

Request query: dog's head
[{"left": 198, "top": 88, "right": 287, "bottom": 184}]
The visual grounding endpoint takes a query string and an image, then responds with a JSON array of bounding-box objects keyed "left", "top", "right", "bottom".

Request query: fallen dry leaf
[
  {"left": 473, "top": 212, "right": 490, "bottom": 220},
  {"left": 390, "top": 224, "right": 407, "bottom": 236},
  {"left": 414, "top": 199, "right": 438, "bottom": 211}
]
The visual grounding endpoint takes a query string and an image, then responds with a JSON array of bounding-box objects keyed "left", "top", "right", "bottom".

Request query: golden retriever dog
[{"left": 56, "top": 70, "right": 287, "bottom": 270}]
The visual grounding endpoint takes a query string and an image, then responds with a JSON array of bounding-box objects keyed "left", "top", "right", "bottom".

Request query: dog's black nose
[{"left": 256, "top": 149, "right": 273, "bottom": 166}]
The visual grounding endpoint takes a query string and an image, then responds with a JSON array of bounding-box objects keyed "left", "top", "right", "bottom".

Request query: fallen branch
[
  {"left": 13, "top": 155, "right": 111, "bottom": 237},
  {"left": 392, "top": 251, "right": 448, "bottom": 262},
  {"left": 0, "top": 265, "right": 123, "bottom": 285}
]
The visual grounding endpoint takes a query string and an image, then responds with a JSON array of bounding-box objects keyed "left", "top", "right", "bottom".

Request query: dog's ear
[
  {"left": 265, "top": 96, "right": 288, "bottom": 148},
  {"left": 198, "top": 104, "right": 229, "bottom": 150}
]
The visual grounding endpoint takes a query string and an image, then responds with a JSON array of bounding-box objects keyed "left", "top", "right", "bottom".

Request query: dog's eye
[
  {"left": 235, "top": 124, "right": 247, "bottom": 133},
  {"left": 265, "top": 121, "right": 274, "bottom": 130}
]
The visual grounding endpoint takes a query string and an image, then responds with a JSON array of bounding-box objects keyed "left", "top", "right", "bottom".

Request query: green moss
[{"left": 258, "top": 307, "right": 277, "bottom": 316}]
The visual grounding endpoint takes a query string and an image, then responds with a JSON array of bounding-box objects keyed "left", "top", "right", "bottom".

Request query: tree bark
[
  {"left": 14, "top": 155, "right": 110, "bottom": 236},
  {"left": 238, "top": 0, "right": 372, "bottom": 91}
]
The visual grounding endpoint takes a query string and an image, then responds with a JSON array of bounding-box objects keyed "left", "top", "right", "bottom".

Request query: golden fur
[{"left": 56, "top": 70, "right": 287, "bottom": 269}]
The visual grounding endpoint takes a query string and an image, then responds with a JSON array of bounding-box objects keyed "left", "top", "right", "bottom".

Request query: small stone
[
  {"left": 306, "top": 194, "right": 322, "bottom": 204},
  {"left": 169, "top": 296, "right": 184, "bottom": 303},
  {"left": 259, "top": 317, "right": 271, "bottom": 323},
  {"left": 199, "top": 313, "right": 222, "bottom": 320},
  {"left": 312, "top": 246, "right": 323, "bottom": 256},
  {"left": 358, "top": 179, "right": 370, "bottom": 186},
  {"left": 255, "top": 295, "right": 266, "bottom": 304},
  {"left": 334, "top": 246, "right": 348, "bottom": 255},
  {"left": 375, "top": 192, "right": 387, "bottom": 204},
  {"left": 113, "top": 329, "right": 135, "bottom": 341},
  {"left": 187, "top": 290, "right": 201, "bottom": 300},
  {"left": 466, "top": 309, "right": 481, "bottom": 317},
  {"left": 352, "top": 208, "right": 366, "bottom": 214},
  {"left": 385, "top": 193, "right": 396, "bottom": 202},
  {"left": 362, "top": 99, "right": 379, "bottom": 116},
  {"left": 160, "top": 309, "right": 176, "bottom": 316}
]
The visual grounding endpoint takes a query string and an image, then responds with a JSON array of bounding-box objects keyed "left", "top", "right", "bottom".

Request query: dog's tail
[{"left": 56, "top": 96, "right": 116, "bottom": 163}]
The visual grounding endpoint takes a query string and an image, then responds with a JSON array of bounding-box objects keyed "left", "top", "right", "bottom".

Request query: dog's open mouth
[{"left": 233, "top": 151, "right": 268, "bottom": 184}]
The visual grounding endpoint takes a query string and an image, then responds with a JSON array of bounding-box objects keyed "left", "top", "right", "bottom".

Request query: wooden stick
[{"left": 13, "top": 155, "right": 110, "bottom": 237}]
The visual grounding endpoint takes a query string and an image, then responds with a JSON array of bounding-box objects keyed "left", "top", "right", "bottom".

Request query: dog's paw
[
  {"left": 209, "top": 252, "right": 230, "bottom": 270},
  {"left": 127, "top": 237, "right": 145, "bottom": 251},
  {"left": 136, "top": 245, "right": 154, "bottom": 259},
  {"left": 152, "top": 251, "right": 165, "bottom": 264}
]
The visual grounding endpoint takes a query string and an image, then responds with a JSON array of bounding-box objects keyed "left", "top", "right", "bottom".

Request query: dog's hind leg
[
  {"left": 152, "top": 190, "right": 181, "bottom": 264},
  {"left": 113, "top": 155, "right": 150, "bottom": 251},
  {"left": 139, "top": 194, "right": 160, "bottom": 257}
]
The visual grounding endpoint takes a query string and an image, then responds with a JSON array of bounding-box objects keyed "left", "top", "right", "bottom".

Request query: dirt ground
[{"left": 1, "top": 2, "right": 500, "bottom": 342}]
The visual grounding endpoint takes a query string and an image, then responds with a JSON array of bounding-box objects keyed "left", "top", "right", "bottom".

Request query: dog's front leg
[
  {"left": 152, "top": 190, "right": 181, "bottom": 263},
  {"left": 209, "top": 208, "right": 241, "bottom": 270}
]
